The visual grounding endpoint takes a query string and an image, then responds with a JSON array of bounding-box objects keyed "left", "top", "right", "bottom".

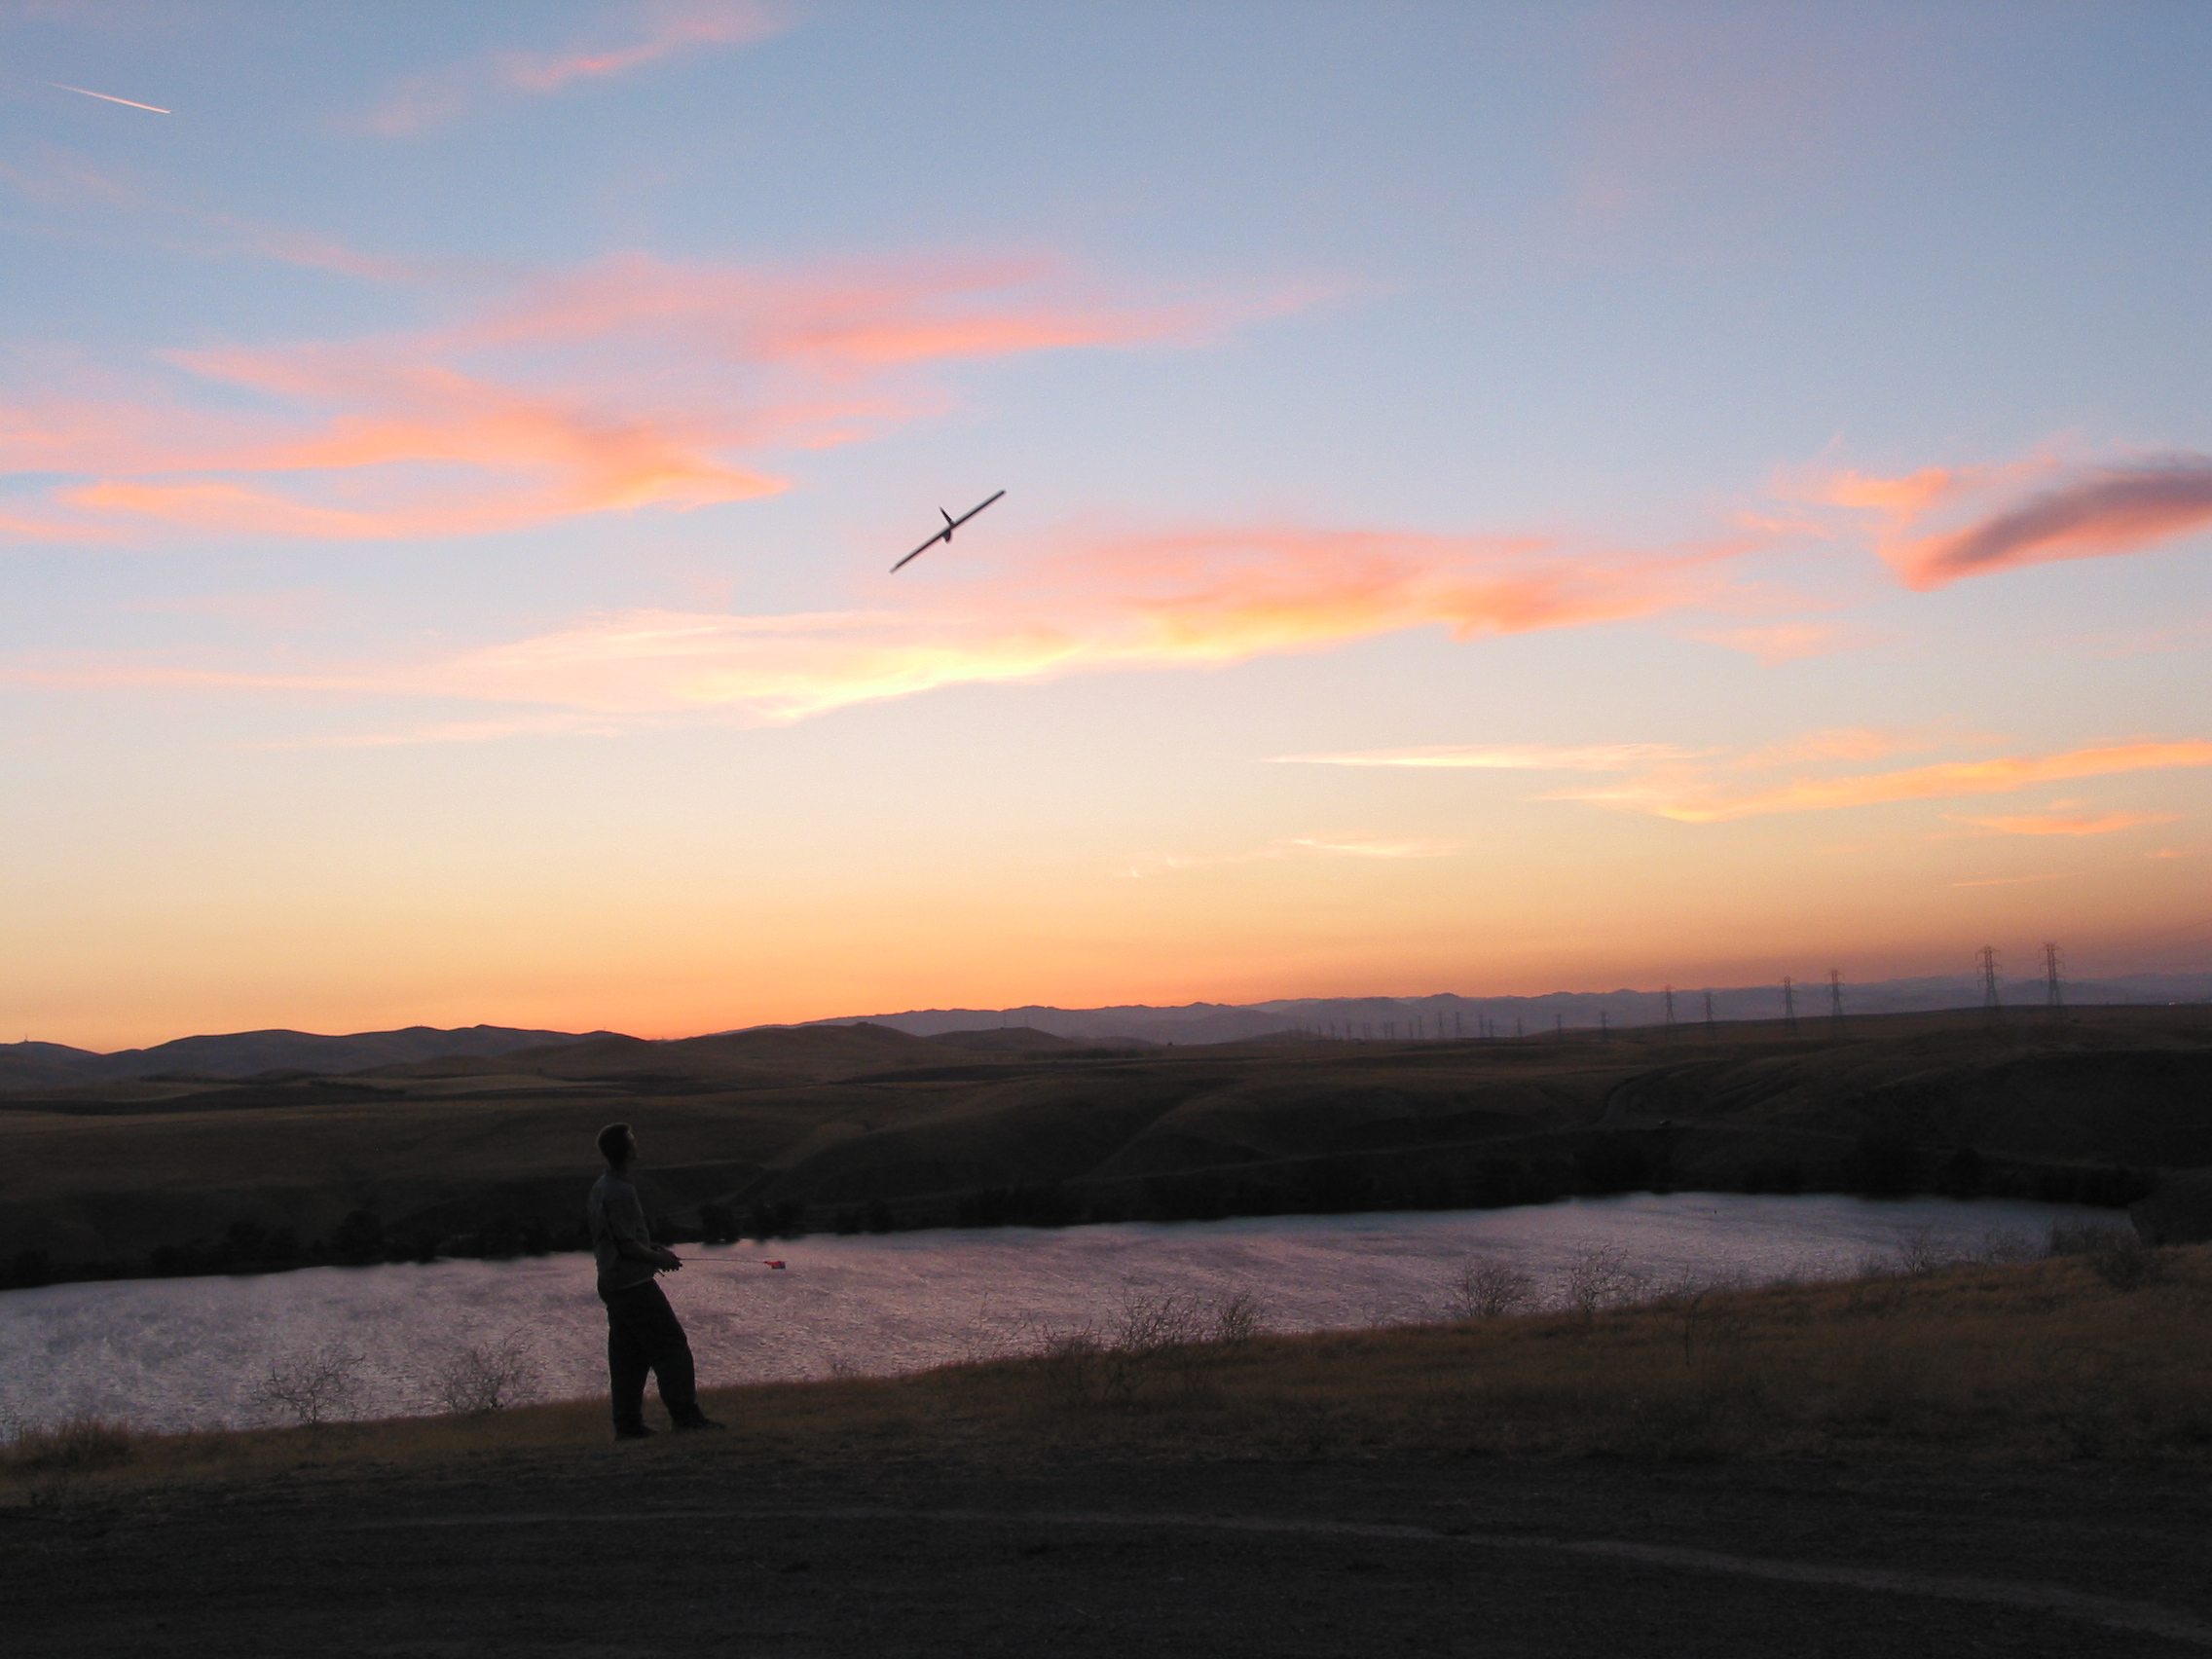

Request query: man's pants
[{"left": 602, "top": 1279, "right": 700, "bottom": 1428}]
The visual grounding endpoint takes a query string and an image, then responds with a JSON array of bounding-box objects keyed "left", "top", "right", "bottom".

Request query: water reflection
[{"left": 0, "top": 1194, "right": 2109, "bottom": 1434}]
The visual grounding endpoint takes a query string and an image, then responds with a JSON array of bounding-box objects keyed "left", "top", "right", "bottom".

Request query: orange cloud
[
  {"left": 1948, "top": 810, "right": 2181, "bottom": 836},
  {"left": 13, "top": 524, "right": 1722, "bottom": 729},
  {"left": 1728, "top": 726, "right": 1963, "bottom": 768},
  {"left": 0, "top": 255, "right": 1243, "bottom": 545},
  {"left": 369, "top": 1, "right": 787, "bottom": 135},
  {"left": 1584, "top": 741, "right": 2212, "bottom": 823},
  {"left": 414, "top": 526, "right": 1715, "bottom": 721},
  {"left": 1693, "top": 620, "right": 1859, "bottom": 664},
  {"left": 1131, "top": 833, "right": 1463, "bottom": 874},
  {"left": 1271, "top": 743, "right": 1705, "bottom": 771}
]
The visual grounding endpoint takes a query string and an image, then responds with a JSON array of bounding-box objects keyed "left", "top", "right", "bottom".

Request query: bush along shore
[
  {"left": 0, "top": 1139, "right": 2159, "bottom": 1292},
  {"left": 6, "top": 1229, "right": 2208, "bottom": 1504}
]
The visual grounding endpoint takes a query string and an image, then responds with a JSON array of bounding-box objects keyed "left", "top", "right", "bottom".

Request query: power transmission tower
[
  {"left": 1663, "top": 984, "right": 1677, "bottom": 1035},
  {"left": 1555, "top": 1013, "right": 1565, "bottom": 1042},
  {"left": 1515, "top": 1016, "right": 1526, "bottom": 1040},
  {"left": 1702, "top": 989, "right": 1716, "bottom": 1034},
  {"left": 2043, "top": 941, "right": 2064, "bottom": 1014},
  {"left": 1599, "top": 1009, "right": 1609, "bottom": 1039},
  {"left": 1979, "top": 945, "right": 2002, "bottom": 1013},
  {"left": 1782, "top": 976, "right": 1798, "bottom": 1035},
  {"left": 1827, "top": 968, "right": 1846, "bottom": 1034}
]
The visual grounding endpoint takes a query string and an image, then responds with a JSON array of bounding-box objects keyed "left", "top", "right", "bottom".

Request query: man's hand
[{"left": 652, "top": 1246, "right": 682, "bottom": 1272}]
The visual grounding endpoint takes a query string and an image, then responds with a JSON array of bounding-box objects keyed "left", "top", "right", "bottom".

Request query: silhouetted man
[{"left": 588, "top": 1122, "right": 722, "bottom": 1440}]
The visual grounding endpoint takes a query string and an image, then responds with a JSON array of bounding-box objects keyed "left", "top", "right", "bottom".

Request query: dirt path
[{"left": 11, "top": 1450, "right": 2212, "bottom": 1656}]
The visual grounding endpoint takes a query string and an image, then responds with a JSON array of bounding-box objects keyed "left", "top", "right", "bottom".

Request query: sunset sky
[{"left": 7, "top": 1, "right": 2212, "bottom": 1050}]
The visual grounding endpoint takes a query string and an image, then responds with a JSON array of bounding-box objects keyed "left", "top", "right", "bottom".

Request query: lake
[{"left": 0, "top": 1194, "right": 2114, "bottom": 1435}]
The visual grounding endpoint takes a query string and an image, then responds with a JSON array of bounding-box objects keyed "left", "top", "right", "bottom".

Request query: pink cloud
[
  {"left": 0, "top": 143, "right": 451, "bottom": 283},
  {"left": 368, "top": 1, "right": 788, "bottom": 136},
  {"left": 1790, "top": 449, "right": 2212, "bottom": 591},
  {"left": 1693, "top": 620, "right": 1859, "bottom": 664},
  {"left": 1948, "top": 809, "right": 2181, "bottom": 837},
  {"left": 0, "top": 255, "right": 1250, "bottom": 546},
  {"left": 12, "top": 522, "right": 1726, "bottom": 729},
  {"left": 1887, "top": 458, "right": 2212, "bottom": 590},
  {"left": 411, "top": 525, "right": 1718, "bottom": 721},
  {"left": 1129, "top": 833, "right": 1463, "bottom": 875},
  {"left": 1576, "top": 740, "right": 2212, "bottom": 824},
  {"left": 1270, "top": 743, "right": 1705, "bottom": 772}
]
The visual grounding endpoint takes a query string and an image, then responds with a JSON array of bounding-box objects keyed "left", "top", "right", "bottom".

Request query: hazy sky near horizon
[{"left": 7, "top": 0, "right": 2212, "bottom": 1050}]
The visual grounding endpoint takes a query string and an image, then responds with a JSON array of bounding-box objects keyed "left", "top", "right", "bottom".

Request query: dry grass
[{"left": 8, "top": 1243, "right": 2209, "bottom": 1505}]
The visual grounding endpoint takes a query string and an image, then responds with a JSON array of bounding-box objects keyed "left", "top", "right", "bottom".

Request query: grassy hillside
[{"left": 3, "top": 1006, "right": 2207, "bottom": 1279}]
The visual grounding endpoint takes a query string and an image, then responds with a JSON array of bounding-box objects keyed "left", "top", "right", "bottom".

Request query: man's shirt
[{"left": 587, "top": 1169, "right": 659, "bottom": 1299}]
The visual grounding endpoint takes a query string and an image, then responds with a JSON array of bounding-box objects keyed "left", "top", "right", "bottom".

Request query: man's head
[{"left": 597, "top": 1122, "right": 635, "bottom": 1170}]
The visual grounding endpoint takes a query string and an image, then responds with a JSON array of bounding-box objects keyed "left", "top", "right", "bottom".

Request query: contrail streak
[{"left": 46, "top": 82, "right": 171, "bottom": 114}]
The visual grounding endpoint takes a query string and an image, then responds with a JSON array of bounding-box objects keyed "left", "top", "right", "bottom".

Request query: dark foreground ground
[{"left": 9, "top": 1444, "right": 2212, "bottom": 1657}]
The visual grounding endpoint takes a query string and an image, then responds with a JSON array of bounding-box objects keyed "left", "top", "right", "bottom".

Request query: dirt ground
[{"left": 8, "top": 1439, "right": 2212, "bottom": 1657}]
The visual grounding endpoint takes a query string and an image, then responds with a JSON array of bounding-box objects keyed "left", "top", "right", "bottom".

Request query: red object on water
[{"left": 764, "top": 1260, "right": 786, "bottom": 1269}]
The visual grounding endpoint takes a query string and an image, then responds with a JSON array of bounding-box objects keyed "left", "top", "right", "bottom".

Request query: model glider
[{"left": 890, "top": 490, "right": 1005, "bottom": 572}]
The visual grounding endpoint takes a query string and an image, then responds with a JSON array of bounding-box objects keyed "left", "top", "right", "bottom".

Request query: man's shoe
[
  {"left": 613, "top": 1423, "right": 656, "bottom": 1441},
  {"left": 670, "top": 1414, "right": 725, "bottom": 1432}
]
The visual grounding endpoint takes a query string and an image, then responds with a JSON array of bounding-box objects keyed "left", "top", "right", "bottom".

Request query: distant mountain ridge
[
  {"left": 9, "top": 969, "right": 2210, "bottom": 1086},
  {"left": 795, "top": 972, "right": 2212, "bottom": 1046},
  {"left": 0, "top": 1024, "right": 619, "bottom": 1088}
]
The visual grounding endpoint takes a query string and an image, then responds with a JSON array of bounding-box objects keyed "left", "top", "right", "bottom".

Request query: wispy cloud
[
  {"left": 13, "top": 524, "right": 1727, "bottom": 729},
  {"left": 0, "top": 253, "right": 1259, "bottom": 545},
  {"left": 1727, "top": 726, "right": 1953, "bottom": 768},
  {"left": 1571, "top": 740, "right": 2212, "bottom": 823},
  {"left": 0, "top": 142, "right": 470, "bottom": 282},
  {"left": 1269, "top": 742, "right": 1705, "bottom": 771},
  {"left": 1126, "top": 833, "right": 1462, "bottom": 875},
  {"left": 1949, "top": 872, "right": 2065, "bottom": 888},
  {"left": 367, "top": 1, "right": 788, "bottom": 136},
  {"left": 1295, "top": 722, "right": 2212, "bottom": 830},
  {"left": 1792, "top": 450, "right": 2212, "bottom": 591},
  {"left": 1693, "top": 620, "right": 1862, "bottom": 664},
  {"left": 1947, "top": 809, "right": 2180, "bottom": 837}
]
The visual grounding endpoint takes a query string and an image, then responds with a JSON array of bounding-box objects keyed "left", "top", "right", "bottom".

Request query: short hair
[{"left": 597, "top": 1122, "right": 634, "bottom": 1166}]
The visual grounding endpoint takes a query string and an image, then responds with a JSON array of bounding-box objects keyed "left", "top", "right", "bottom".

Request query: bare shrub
[
  {"left": 255, "top": 1344, "right": 362, "bottom": 1426},
  {"left": 1975, "top": 1228, "right": 2040, "bottom": 1265},
  {"left": 2084, "top": 1236, "right": 2173, "bottom": 1292},
  {"left": 5, "top": 1416, "right": 133, "bottom": 1475},
  {"left": 1109, "top": 1289, "right": 1211, "bottom": 1351},
  {"left": 1033, "top": 1324, "right": 1106, "bottom": 1407},
  {"left": 1559, "top": 1245, "right": 1649, "bottom": 1319},
  {"left": 2047, "top": 1220, "right": 2136, "bottom": 1258},
  {"left": 1035, "top": 1288, "right": 1266, "bottom": 1407},
  {"left": 1211, "top": 1289, "right": 1267, "bottom": 1346},
  {"left": 430, "top": 1331, "right": 540, "bottom": 1414},
  {"left": 1652, "top": 1272, "right": 1752, "bottom": 1365},
  {"left": 1888, "top": 1226, "right": 1958, "bottom": 1277},
  {"left": 1442, "top": 1257, "right": 1535, "bottom": 1321}
]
